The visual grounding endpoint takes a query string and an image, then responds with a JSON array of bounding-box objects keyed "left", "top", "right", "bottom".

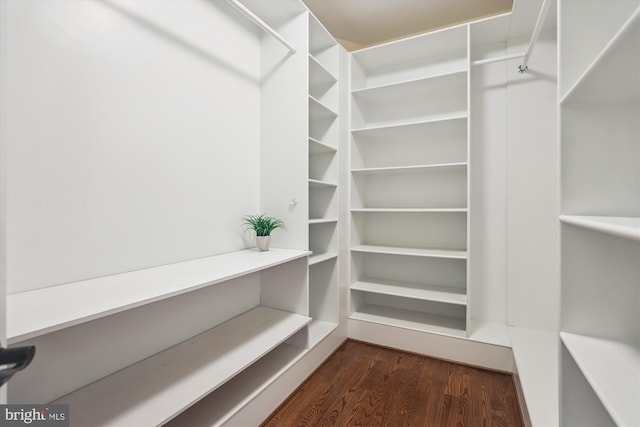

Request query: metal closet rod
[
  {"left": 226, "top": 0, "right": 297, "bottom": 53},
  {"left": 471, "top": 0, "right": 552, "bottom": 73}
]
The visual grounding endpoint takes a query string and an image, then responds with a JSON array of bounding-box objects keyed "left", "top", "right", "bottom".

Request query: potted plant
[{"left": 242, "top": 214, "right": 285, "bottom": 251}]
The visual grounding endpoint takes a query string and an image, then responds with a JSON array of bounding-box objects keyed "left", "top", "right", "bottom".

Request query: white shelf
[
  {"left": 7, "top": 248, "right": 310, "bottom": 344},
  {"left": 561, "top": 9, "right": 640, "bottom": 106},
  {"left": 309, "top": 54, "right": 337, "bottom": 86},
  {"left": 351, "top": 278, "right": 466, "bottom": 306},
  {"left": 308, "top": 178, "right": 337, "bottom": 188},
  {"left": 54, "top": 306, "right": 312, "bottom": 427},
  {"left": 308, "top": 320, "right": 338, "bottom": 348},
  {"left": 560, "top": 332, "right": 640, "bottom": 427},
  {"left": 468, "top": 321, "right": 510, "bottom": 347},
  {"left": 309, "top": 95, "right": 337, "bottom": 120},
  {"left": 509, "top": 327, "right": 559, "bottom": 427},
  {"left": 350, "top": 303, "right": 466, "bottom": 338},
  {"left": 351, "top": 114, "right": 467, "bottom": 136},
  {"left": 559, "top": 215, "right": 640, "bottom": 241},
  {"left": 309, "top": 252, "right": 338, "bottom": 265},
  {"left": 351, "top": 162, "right": 467, "bottom": 175},
  {"left": 351, "top": 245, "right": 467, "bottom": 259},
  {"left": 309, "top": 137, "right": 337, "bottom": 154},
  {"left": 309, "top": 218, "right": 338, "bottom": 224},
  {"left": 351, "top": 208, "right": 467, "bottom": 213}
]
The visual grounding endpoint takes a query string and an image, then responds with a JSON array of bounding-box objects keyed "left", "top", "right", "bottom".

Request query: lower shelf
[
  {"left": 351, "top": 278, "right": 466, "bottom": 306},
  {"left": 560, "top": 331, "right": 639, "bottom": 427},
  {"left": 509, "top": 327, "right": 559, "bottom": 427},
  {"left": 349, "top": 303, "right": 466, "bottom": 338},
  {"left": 309, "top": 252, "right": 338, "bottom": 265},
  {"left": 351, "top": 245, "right": 467, "bottom": 259},
  {"left": 308, "top": 320, "right": 338, "bottom": 348},
  {"left": 54, "top": 306, "right": 311, "bottom": 426}
]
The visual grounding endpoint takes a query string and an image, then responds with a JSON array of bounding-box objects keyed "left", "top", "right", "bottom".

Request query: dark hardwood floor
[{"left": 261, "top": 340, "right": 523, "bottom": 427}]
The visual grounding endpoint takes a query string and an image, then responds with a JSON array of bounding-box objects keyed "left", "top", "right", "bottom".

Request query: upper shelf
[
  {"left": 561, "top": 9, "right": 639, "bottom": 106},
  {"left": 7, "top": 248, "right": 310, "bottom": 344},
  {"left": 351, "top": 162, "right": 467, "bottom": 175},
  {"left": 560, "top": 215, "right": 640, "bottom": 241}
]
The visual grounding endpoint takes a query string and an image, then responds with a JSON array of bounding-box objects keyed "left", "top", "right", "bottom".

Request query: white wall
[
  {"left": 0, "top": 0, "right": 261, "bottom": 294},
  {"left": 506, "top": 30, "right": 560, "bottom": 332}
]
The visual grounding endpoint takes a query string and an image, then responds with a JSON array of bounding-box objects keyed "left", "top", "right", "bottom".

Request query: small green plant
[{"left": 242, "top": 214, "right": 285, "bottom": 237}]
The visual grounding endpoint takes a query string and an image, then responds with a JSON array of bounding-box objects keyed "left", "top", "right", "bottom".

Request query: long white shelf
[
  {"left": 560, "top": 8, "right": 639, "bottom": 106},
  {"left": 352, "top": 70, "right": 467, "bottom": 97},
  {"left": 351, "top": 208, "right": 467, "bottom": 213},
  {"left": 509, "top": 327, "right": 559, "bottom": 427},
  {"left": 351, "top": 162, "right": 467, "bottom": 175},
  {"left": 350, "top": 304, "right": 466, "bottom": 338},
  {"left": 559, "top": 215, "right": 640, "bottom": 241},
  {"left": 351, "top": 278, "right": 466, "bottom": 306},
  {"left": 54, "top": 306, "right": 312, "bottom": 426},
  {"left": 351, "top": 114, "right": 467, "bottom": 136},
  {"left": 309, "top": 218, "right": 338, "bottom": 224},
  {"left": 7, "top": 248, "right": 310, "bottom": 344},
  {"left": 560, "top": 332, "right": 640, "bottom": 427},
  {"left": 309, "top": 252, "right": 338, "bottom": 265},
  {"left": 351, "top": 245, "right": 467, "bottom": 259}
]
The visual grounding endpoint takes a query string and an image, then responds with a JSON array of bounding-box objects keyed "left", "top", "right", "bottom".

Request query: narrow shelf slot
[
  {"left": 309, "top": 95, "right": 338, "bottom": 120},
  {"left": 309, "top": 218, "right": 338, "bottom": 224},
  {"left": 350, "top": 304, "right": 466, "bottom": 338},
  {"left": 309, "top": 137, "right": 337, "bottom": 154},
  {"left": 54, "top": 306, "right": 312, "bottom": 427},
  {"left": 351, "top": 245, "right": 467, "bottom": 259},
  {"left": 309, "top": 178, "right": 337, "bottom": 188},
  {"left": 351, "top": 114, "right": 467, "bottom": 135},
  {"left": 560, "top": 215, "right": 640, "bottom": 241},
  {"left": 560, "top": 332, "right": 639, "bottom": 427},
  {"left": 309, "top": 54, "right": 337, "bottom": 85},
  {"left": 309, "top": 252, "right": 338, "bottom": 265},
  {"left": 351, "top": 278, "right": 466, "bottom": 306},
  {"left": 7, "top": 248, "right": 310, "bottom": 344}
]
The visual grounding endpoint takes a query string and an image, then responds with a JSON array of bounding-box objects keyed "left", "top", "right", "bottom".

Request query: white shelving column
[
  {"left": 348, "top": 25, "right": 471, "bottom": 339},
  {"left": 307, "top": 12, "right": 339, "bottom": 346},
  {"left": 559, "top": 1, "right": 640, "bottom": 426}
]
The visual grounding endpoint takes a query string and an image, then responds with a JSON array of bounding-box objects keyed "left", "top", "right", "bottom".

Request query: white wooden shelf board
[
  {"left": 351, "top": 71, "right": 467, "bottom": 104},
  {"left": 560, "top": 332, "right": 640, "bottom": 427},
  {"left": 559, "top": 215, "right": 640, "bottom": 241},
  {"left": 309, "top": 137, "right": 337, "bottom": 154},
  {"left": 351, "top": 245, "right": 467, "bottom": 259},
  {"left": 468, "top": 321, "right": 511, "bottom": 347},
  {"left": 560, "top": 9, "right": 640, "bottom": 106},
  {"left": 351, "top": 208, "right": 467, "bottom": 213},
  {"left": 351, "top": 278, "right": 466, "bottom": 306},
  {"left": 309, "top": 54, "right": 337, "bottom": 85},
  {"left": 509, "top": 327, "right": 559, "bottom": 427},
  {"left": 7, "top": 248, "right": 310, "bottom": 344},
  {"left": 308, "top": 320, "right": 338, "bottom": 348},
  {"left": 309, "top": 218, "right": 338, "bottom": 225},
  {"left": 164, "top": 341, "right": 306, "bottom": 427},
  {"left": 309, "top": 95, "right": 338, "bottom": 120},
  {"left": 54, "top": 306, "right": 312, "bottom": 426},
  {"left": 350, "top": 304, "right": 466, "bottom": 338},
  {"left": 309, "top": 178, "right": 338, "bottom": 188},
  {"left": 351, "top": 114, "right": 467, "bottom": 136},
  {"left": 309, "top": 252, "right": 338, "bottom": 265},
  {"left": 351, "top": 162, "right": 467, "bottom": 175}
]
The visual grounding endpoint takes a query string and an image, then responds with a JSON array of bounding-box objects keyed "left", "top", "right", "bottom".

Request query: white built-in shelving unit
[
  {"left": 348, "top": 24, "right": 471, "bottom": 339},
  {"left": 307, "top": 12, "right": 340, "bottom": 344},
  {"left": 559, "top": 1, "right": 640, "bottom": 426},
  {"left": 12, "top": 248, "right": 312, "bottom": 426}
]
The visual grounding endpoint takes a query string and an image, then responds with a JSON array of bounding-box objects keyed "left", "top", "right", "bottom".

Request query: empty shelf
[
  {"left": 351, "top": 245, "right": 467, "bottom": 259},
  {"left": 351, "top": 278, "right": 466, "bottom": 306},
  {"left": 560, "top": 215, "right": 640, "bottom": 241}
]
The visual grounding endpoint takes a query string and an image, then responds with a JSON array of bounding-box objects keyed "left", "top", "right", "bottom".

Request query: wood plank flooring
[{"left": 261, "top": 340, "right": 523, "bottom": 427}]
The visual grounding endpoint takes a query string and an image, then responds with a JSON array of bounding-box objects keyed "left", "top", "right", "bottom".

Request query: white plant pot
[{"left": 256, "top": 235, "right": 271, "bottom": 251}]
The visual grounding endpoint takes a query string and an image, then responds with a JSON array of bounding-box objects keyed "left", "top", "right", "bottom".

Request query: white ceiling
[{"left": 303, "top": 0, "right": 514, "bottom": 50}]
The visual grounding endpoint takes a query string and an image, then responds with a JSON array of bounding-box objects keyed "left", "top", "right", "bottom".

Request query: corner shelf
[
  {"left": 560, "top": 215, "right": 640, "bottom": 241},
  {"left": 54, "top": 306, "right": 312, "bottom": 427},
  {"left": 309, "top": 95, "right": 338, "bottom": 120},
  {"left": 560, "top": 332, "right": 639, "bottom": 427},
  {"left": 309, "top": 218, "right": 338, "bottom": 224},
  {"left": 309, "top": 137, "right": 337, "bottom": 154},
  {"left": 7, "top": 248, "right": 310, "bottom": 344},
  {"left": 309, "top": 252, "right": 338, "bottom": 266},
  {"left": 308, "top": 178, "right": 337, "bottom": 188}
]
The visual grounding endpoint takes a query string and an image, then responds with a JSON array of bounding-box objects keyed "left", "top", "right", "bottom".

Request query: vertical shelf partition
[
  {"left": 348, "top": 25, "right": 470, "bottom": 338},
  {"left": 559, "top": 2, "right": 640, "bottom": 426},
  {"left": 307, "top": 12, "right": 339, "bottom": 345}
]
